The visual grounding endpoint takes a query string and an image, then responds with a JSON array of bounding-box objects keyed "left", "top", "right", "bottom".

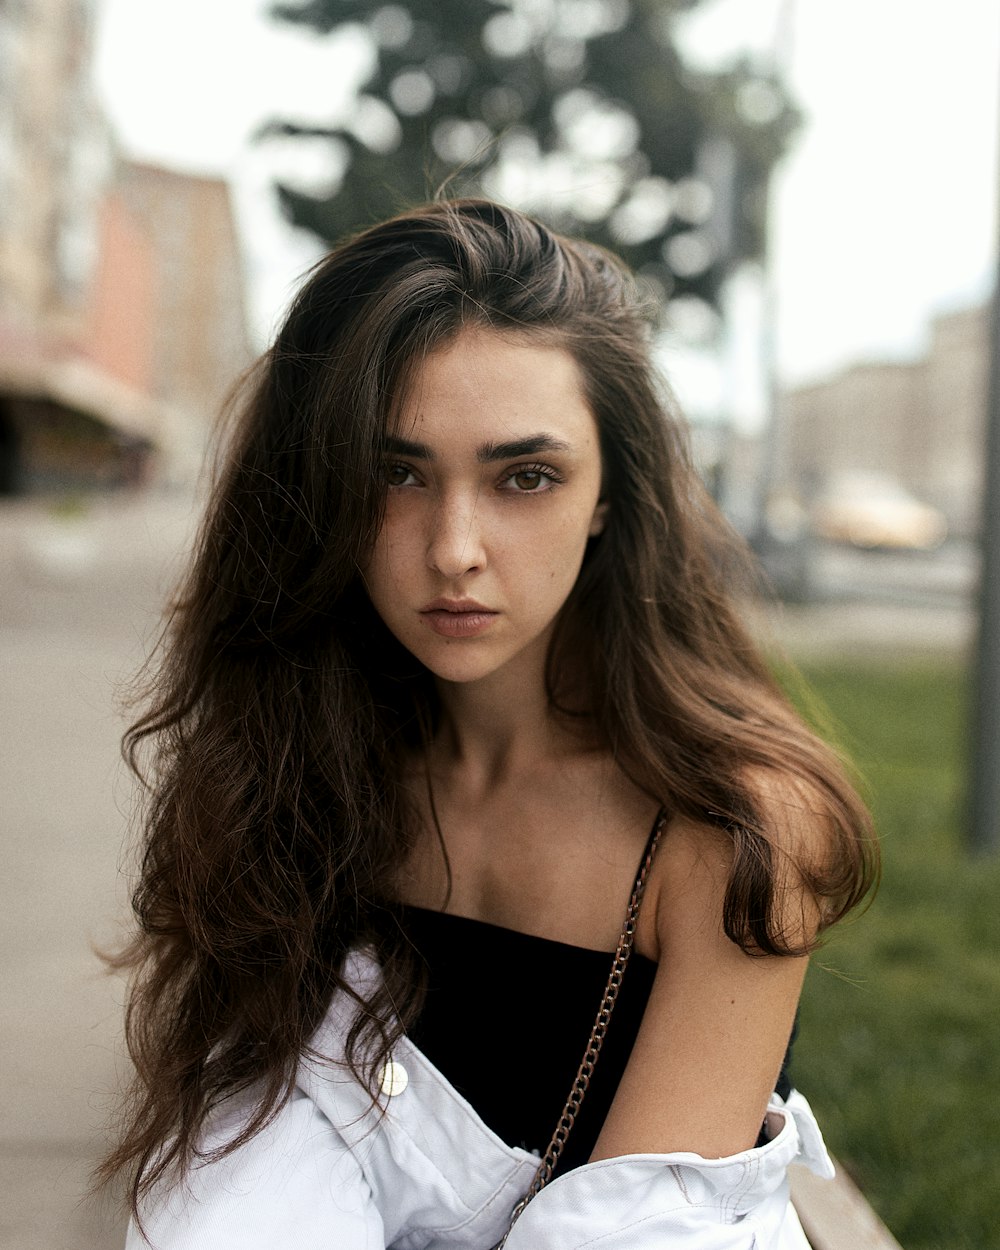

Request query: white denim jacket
[{"left": 127, "top": 950, "right": 834, "bottom": 1250}]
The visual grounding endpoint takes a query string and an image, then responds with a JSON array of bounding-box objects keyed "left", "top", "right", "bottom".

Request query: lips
[{"left": 420, "top": 598, "right": 499, "bottom": 638}]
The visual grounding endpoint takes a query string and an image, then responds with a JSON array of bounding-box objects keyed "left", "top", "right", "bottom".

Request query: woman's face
[{"left": 363, "top": 327, "right": 607, "bottom": 688}]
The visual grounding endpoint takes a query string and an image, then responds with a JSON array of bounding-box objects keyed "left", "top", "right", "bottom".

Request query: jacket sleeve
[
  {"left": 125, "top": 1088, "right": 385, "bottom": 1250},
  {"left": 501, "top": 1091, "right": 831, "bottom": 1250}
]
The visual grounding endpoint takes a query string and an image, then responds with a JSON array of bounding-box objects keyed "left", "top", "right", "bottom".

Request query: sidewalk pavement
[
  {"left": 1, "top": 492, "right": 200, "bottom": 1250},
  {"left": 749, "top": 596, "right": 973, "bottom": 661},
  {"left": 0, "top": 490, "right": 973, "bottom": 1250}
]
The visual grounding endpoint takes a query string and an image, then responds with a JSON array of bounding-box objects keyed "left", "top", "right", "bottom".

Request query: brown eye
[
  {"left": 386, "top": 463, "right": 412, "bottom": 486},
  {"left": 512, "top": 470, "right": 543, "bottom": 491}
]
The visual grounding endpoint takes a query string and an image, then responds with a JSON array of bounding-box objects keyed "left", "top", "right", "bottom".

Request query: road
[
  {"left": 0, "top": 491, "right": 975, "bottom": 1249},
  {"left": 805, "top": 538, "right": 978, "bottom": 607}
]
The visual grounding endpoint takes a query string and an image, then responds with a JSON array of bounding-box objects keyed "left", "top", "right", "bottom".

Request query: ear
[{"left": 588, "top": 498, "right": 609, "bottom": 537}]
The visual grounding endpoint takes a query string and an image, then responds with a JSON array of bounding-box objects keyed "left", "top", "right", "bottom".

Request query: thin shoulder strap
[{"left": 493, "top": 808, "right": 668, "bottom": 1249}]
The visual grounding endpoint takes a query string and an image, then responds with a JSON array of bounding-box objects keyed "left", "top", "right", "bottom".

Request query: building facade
[
  {"left": 85, "top": 161, "right": 254, "bottom": 428},
  {"left": 0, "top": 0, "right": 253, "bottom": 493},
  {"left": 0, "top": 0, "right": 110, "bottom": 335},
  {"left": 782, "top": 303, "right": 990, "bottom": 536}
]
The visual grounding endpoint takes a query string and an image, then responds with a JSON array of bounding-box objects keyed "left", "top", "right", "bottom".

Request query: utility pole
[
  {"left": 745, "top": 0, "right": 814, "bottom": 600},
  {"left": 753, "top": 0, "right": 797, "bottom": 539},
  {"left": 968, "top": 97, "right": 1000, "bottom": 854}
]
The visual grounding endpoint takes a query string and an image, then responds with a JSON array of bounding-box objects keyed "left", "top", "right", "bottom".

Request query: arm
[
  {"left": 592, "top": 804, "right": 816, "bottom": 1161},
  {"left": 503, "top": 786, "right": 834, "bottom": 1250},
  {"left": 126, "top": 1089, "right": 385, "bottom": 1250}
]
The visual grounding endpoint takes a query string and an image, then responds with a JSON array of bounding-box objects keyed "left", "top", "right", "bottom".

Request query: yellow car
[{"left": 812, "top": 472, "right": 948, "bottom": 551}]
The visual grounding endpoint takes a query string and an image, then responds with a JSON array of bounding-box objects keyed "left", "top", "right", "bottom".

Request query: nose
[{"left": 425, "top": 490, "right": 487, "bottom": 578}]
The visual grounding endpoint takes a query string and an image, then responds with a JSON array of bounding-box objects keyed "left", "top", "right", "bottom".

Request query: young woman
[{"left": 104, "top": 199, "right": 876, "bottom": 1249}]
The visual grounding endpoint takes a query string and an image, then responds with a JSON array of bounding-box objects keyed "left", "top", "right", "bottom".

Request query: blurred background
[{"left": 1, "top": 2, "right": 998, "bottom": 1247}]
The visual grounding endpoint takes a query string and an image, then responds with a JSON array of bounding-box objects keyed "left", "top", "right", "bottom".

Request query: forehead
[{"left": 393, "top": 327, "right": 597, "bottom": 447}]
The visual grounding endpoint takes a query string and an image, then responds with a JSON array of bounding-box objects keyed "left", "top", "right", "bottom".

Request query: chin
[
  {"left": 414, "top": 649, "right": 506, "bottom": 686},
  {"left": 385, "top": 620, "right": 553, "bottom": 688}
]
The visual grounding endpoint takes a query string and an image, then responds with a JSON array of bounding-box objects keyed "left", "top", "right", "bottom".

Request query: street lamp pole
[
  {"left": 968, "top": 113, "right": 1000, "bottom": 854},
  {"left": 753, "top": 0, "right": 797, "bottom": 541}
]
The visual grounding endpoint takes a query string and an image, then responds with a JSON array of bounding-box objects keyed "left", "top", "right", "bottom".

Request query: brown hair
[{"left": 101, "top": 199, "right": 876, "bottom": 1214}]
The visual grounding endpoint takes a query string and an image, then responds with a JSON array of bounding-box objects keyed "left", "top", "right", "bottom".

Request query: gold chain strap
[{"left": 491, "top": 810, "right": 666, "bottom": 1250}]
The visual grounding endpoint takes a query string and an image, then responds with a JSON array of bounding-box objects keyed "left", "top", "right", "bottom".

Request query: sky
[{"left": 92, "top": 0, "right": 999, "bottom": 419}]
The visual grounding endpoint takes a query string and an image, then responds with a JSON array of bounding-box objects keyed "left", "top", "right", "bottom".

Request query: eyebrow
[{"left": 384, "top": 433, "right": 574, "bottom": 462}]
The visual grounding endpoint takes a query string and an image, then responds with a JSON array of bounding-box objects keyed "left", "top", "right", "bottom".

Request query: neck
[{"left": 429, "top": 649, "right": 593, "bottom": 787}]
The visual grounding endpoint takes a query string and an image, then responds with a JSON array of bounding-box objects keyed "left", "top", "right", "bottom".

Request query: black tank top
[{"left": 399, "top": 905, "right": 796, "bottom": 1174}]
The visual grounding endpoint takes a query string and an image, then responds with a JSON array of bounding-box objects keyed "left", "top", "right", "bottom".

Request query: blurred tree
[{"left": 264, "top": 0, "right": 798, "bottom": 313}]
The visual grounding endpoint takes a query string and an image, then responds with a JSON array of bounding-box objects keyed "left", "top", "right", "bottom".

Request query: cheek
[
  {"left": 523, "top": 513, "right": 594, "bottom": 595},
  {"left": 550, "top": 502, "right": 601, "bottom": 558},
  {"left": 367, "top": 508, "right": 418, "bottom": 580},
  {"left": 362, "top": 534, "right": 406, "bottom": 617}
]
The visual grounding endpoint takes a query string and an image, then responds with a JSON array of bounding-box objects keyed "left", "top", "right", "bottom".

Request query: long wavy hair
[{"left": 101, "top": 198, "right": 876, "bottom": 1213}]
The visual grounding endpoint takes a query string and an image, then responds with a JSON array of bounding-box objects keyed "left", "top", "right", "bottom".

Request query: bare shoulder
[
  {"left": 643, "top": 767, "right": 839, "bottom": 964},
  {"left": 592, "top": 761, "right": 865, "bottom": 1159},
  {"left": 596, "top": 774, "right": 825, "bottom": 1159}
]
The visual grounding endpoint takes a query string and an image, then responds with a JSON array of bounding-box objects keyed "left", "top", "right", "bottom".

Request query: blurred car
[{"left": 811, "top": 471, "right": 948, "bottom": 550}]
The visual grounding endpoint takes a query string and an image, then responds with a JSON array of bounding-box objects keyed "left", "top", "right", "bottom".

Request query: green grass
[{"left": 781, "top": 659, "right": 1000, "bottom": 1250}]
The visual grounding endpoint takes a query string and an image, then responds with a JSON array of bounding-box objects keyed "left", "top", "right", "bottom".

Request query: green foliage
[
  {"left": 783, "top": 659, "right": 1000, "bottom": 1250},
  {"left": 266, "top": 0, "right": 798, "bottom": 310}
]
